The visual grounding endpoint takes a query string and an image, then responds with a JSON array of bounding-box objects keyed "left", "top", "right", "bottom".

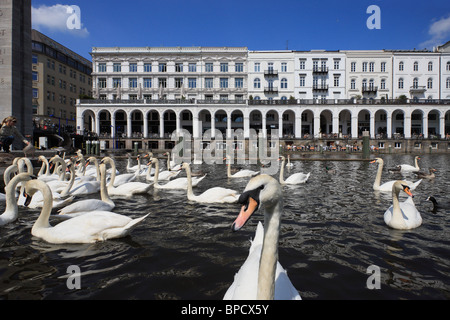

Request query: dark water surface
[{"left": 0, "top": 154, "right": 449, "bottom": 300}]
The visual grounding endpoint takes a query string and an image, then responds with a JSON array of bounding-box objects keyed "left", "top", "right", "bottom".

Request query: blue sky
[{"left": 31, "top": 0, "right": 450, "bottom": 61}]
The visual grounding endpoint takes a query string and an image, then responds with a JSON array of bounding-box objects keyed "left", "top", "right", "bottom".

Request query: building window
[
  {"left": 380, "top": 79, "right": 386, "bottom": 90},
  {"left": 362, "top": 62, "right": 368, "bottom": 72},
  {"left": 334, "top": 75, "right": 340, "bottom": 87},
  {"left": 428, "top": 61, "right": 433, "bottom": 71},
  {"left": 175, "top": 78, "right": 183, "bottom": 89},
  {"left": 188, "top": 63, "right": 197, "bottom": 72},
  {"left": 205, "top": 63, "right": 213, "bottom": 72},
  {"left": 351, "top": 62, "right": 356, "bottom": 72},
  {"left": 32, "top": 88, "right": 38, "bottom": 98},
  {"left": 381, "top": 62, "right": 386, "bottom": 72},
  {"left": 447, "top": 77, "right": 450, "bottom": 89},
  {"left": 98, "top": 78, "right": 107, "bottom": 88},
  {"left": 113, "top": 78, "right": 121, "bottom": 88},
  {"left": 144, "top": 63, "right": 152, "bottom": 72},
  {"left": 98, "top": 63, "right": 106, "bottom": 72},
  {"left": 158, "top": 78, "right": 167, "bottom": 88},
  {"left": 159, "top": 63, "right": 167, "bottom": 72},
  {"left": 395, "top": 142, "right": 402, "bottom": 149},
  {"left": 235, "top": 78, "right": 244, "bottom": 88},
  {"left": 280, "top": 78, "right": 288, "bottom": 89},
  {"left": 369, "top": 62, "right": 374, "bottom": 72},
  {"left": 334, "top": 60, "right": 340, "bottom": 70},
  {"left": 143, "top": 78, "right": 152, "bottom": 88},
  {"left": 413, "top": 61, "right": 418, "bottom": 71},
  {"left": 413, "top": 78, "right": 419, "bottom": 88},
  {"left": 254, "top": 62, "right": 260, "bottom": 72},
  {"left": 205, "top": 78, "right": 213, "bottom": 88},
  {"left": 427, "top": 78, "right": 433, "bottom": 89},
  {"left": 351, "top": 79, "right": 356, "bottom": 90},
  {"left": 220, "top": 78, "right": 228, "bottom": 88},
  {"left": 32, "top": 71, "right": 38, "bottom": 81},
  {"left": 254, "top": 78, "right": 261, "bottom": 89},
  {"left": 362, "top": 79, "right": 367, "bottom": 90},
  {"left": 113, "top": 63, "right": 121, "bottom": 72},
  {"left": 281, "top": 63, "right": 287, "bottom": 72},
  {"left": 236, "top": 63, "right": 244, "bottom": 72},
  {"left": 399, "top": 61, "right": 404, "bottom": 71},
  {"left": 175, "top": 63, "right": 183, "bottom": 72},
  {"left": 299, "top": 60, "right": 305, "bottom": 70},
  {"left": 220, "top": 63, "right": 228, "bottom": 72},
  {"left": 129, "top": 63, "right": 137, "bottom": 72},
  {"left": 299, "top": 76, "right": 305, "bottom": 87},
  {"left": 129, "top": 78, "right": 138, "bottom": 88},
  {"left": 447, "top": 61, "right": 450, "bottom": 71},
  {"left": 398, "top": 78, "right": 404, "bottom": 89},
  {"left": 188, "top": 78, "right": 196, "bottom": 89}
]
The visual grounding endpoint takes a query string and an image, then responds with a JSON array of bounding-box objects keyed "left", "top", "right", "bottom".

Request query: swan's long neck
[
  {"left": 99, "top": 165, "right": 113, "bottom": 205},
  {"left": 373, "top": 161, "right": 383, "bottom": 189},
  {"left": 227, "top": 161, "right": 231, "bottom": 177},
  {"left": 415, "top": 157, "right": 419, "bottom": 169},
  {"left": 184, "top": 165, "right": 194, "bottom": 200},
  {"left": 105, "top": 158, "right": 117, "bottom": 189},
  {"left": 0, "top": 175, "right": 23, "bottom": 224},
  {"left": 258, "top": 199, "right": 283, "bottom": 300},
  {"left": 390, "top": 186, "right": 405, "bottom": 227},
  {"left": 279, "top": 158, "right": 286, "bottom": 184},
  {"left": 32, "top": 181, "right": 54, "bottom": 231},
  {"left": 153, "top": 158, "right": 160, "bottom": 186},
  {"left": 37, "top": 159, "right": 46, "bottom": 176},
  {"left": 60, "top": 165, "right": 75, "bottom": 197}
]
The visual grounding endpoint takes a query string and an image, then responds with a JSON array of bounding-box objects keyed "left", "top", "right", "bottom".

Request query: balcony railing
[
  {"left": 362, "top": 86, "right": 378, "bottom": 93},
  {"left": 312, "top": 84, "right": 329, "bottom": 91},
  {"left": 264, "top": 86, "right": 278, "bottom": 93},
  {"left": 264, "top": 70, "right": 278, "bottom": 77},
  {"left": 312, "top": 67, "right": 329, "bottom": 73}
]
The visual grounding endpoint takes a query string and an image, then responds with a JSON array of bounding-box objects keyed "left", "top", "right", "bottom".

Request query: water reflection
[{"left": 0, "top": 154, "right": 449, "bottom": 299}]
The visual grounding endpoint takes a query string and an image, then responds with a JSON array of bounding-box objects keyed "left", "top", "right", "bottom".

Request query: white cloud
[
  {"left": 32, "top": 4, "right": 89, "bottom": 37},
  {"left": 419, "top": 15, "right": 450, "bottom": 49}
]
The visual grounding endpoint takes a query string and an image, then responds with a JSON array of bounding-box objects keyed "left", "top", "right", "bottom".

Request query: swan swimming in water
[
  {"left": 0, "top": 173, "right": 34, "bottom": 226},
  {"left": 225, "top": 156, "right": 259, "bottom": 178},
  {"left": 371, "top": 158, "right": 422, "bottom": 192},
  {"left": 182, "top": 162, "right": 239, "bottom": 203},
  {"left": 278, "top": 156, "right": 310, "bottom": 185},
  {"left": 23, "top": 179, "right": 149, "bottom": 244},
  {"left": 383, "top": 180, "right": 422, "bottom": 230},
  {"left": 57, "top": 162, "right": 115, "bottom": 218},
  {"left": 224, "top": 174, "right": 301, "bottom": 300}
]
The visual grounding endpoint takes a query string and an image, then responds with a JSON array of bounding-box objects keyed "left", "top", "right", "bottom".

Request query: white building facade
[{"left": 78, "top": 46, "right": 450, "bottom": 149}]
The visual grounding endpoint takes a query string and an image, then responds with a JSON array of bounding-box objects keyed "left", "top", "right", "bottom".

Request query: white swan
[
  {"left": 286, "top": 155, "right": 293, "bottom": 167},
  {"left": 58, "top": 161, "right": 100, "bottom": 197},
  {"left": 182, "top": 162, "right": 239, "bottom": 203},
  {"left": 384, "top": 180, "right": 422, "bottom": 230},
  {"left": 150, "top": 158, "right": 205, "bottom": 190},
  {"left": 226, "top": 156, "right": 259, "bottom": 178},
  {"left": 224, "top": 174, "right": 301, "bottom": 300},
  {"left": 278, "top": 156, "right": 310, "bottom": 185},
  {"left": 371, "top": 158, "right": 422, "bottom": 192},
  {"left": 164, "top": 152, "right": 181, "bottom": 171},
  {"left": 22, "top": 179, "right": 149, "bottom": 244},
  {"left": 397, "top": 156, "right": 421, "bottom": 173},
  {"left": 57, "top": 163, "right": 115, "bottom": 218},
  {"left": 0, "top": 173, "right": 34, "bottom": 226},
  {"left": 145, "top": 159, "right": 180, "bottom": 181},
  {"left": 100, "top": 156, "right": 136, "bottom": 187},
  {"left": 101, "top": 158, "right": 152, "bottom": 197}
]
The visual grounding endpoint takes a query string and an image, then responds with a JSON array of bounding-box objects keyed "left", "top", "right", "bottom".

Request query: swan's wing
[
  {"left": 285, "top": 172, "right": 310, "bottom": 184},
  {"left": 58, "top": 199, "right": 114, "bottom": 215}
]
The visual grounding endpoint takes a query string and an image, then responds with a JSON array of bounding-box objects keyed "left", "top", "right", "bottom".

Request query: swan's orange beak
[
  {"left": 232, "top": 197, "right": 258, "bottom": 232},
  {"left": 370, "top": 160, "right": 376, "bottom": 163},
  {"left": 402, "top": 185, "right": 413, "bottom": 197}
]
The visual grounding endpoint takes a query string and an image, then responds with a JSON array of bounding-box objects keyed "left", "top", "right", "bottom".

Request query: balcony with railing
[
  {"left": 264, "top": 70, "right": 278, "bottom": 77},
  {"left": 312, "top": 67, "right": 328, "bottom": 74},
  {"left": 264, "top": 86, "right": 278, "bottom": 93},
  {"left": 362, "top": 86, "right": 378, "bottom": 93}
]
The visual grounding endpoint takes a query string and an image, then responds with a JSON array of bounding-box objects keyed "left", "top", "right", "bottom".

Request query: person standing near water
[{"left": 0, "top": 116, "right": 30, "bottom": 153}]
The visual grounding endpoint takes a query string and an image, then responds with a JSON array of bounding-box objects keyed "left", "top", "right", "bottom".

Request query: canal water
[{"left": 0, "top": 154, "right": 448, "bottom": 300}]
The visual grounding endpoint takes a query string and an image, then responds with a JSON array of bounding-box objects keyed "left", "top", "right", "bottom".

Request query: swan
[
  {"left": 22, "top": 179, "right": 149, "bottom": 244},
  {"left": 150, "top": 158, "right": 205, "bottom": 190},
  {"left": 278, "top": 156, "right": 310, "bottom": 185},
  {"left": 145, "top": 159, "right": 180, "bottom": 181},
  {"left": 57, "top": 162, "right": 115, "bottom": 218},
  {"left": 182, "top": 162, "right": 239, "bottom": 203},
  {"left": 397, "top": 156, "right": 421, "bottom": 173},
  {"left": 164, "top": 152, "right": 181, "bottom": 171},
  {"left": 226, "top": 156, "right": 259, "bottom": 178},
  {"left": 58, "top": 161, "right": 100, "bottom": 197},
  {"left": 0, "top": 164, "right": 19, "bottom": 202},
  {"left": 384, "top": 180, "right": 422, "bottom": 230},
  {"left": 371, "top": 158, "right": 422, "bottom": 192},
  {"left": 0, "top": 173, "right": 34, "bottom": 226},
  {"left": 415, "top": 168, "right": 436, "bottom": 179},
  {"left": 224, "top": 174, "right": 301, "bottom": 300},
  {"left": 126, "top": 154, "right": 147, "bottom": 174},
  {"left": 100, "top": 157, "right": 136, "bottom": 187},
  {"left": 101, "top": 158, "right": 153, "bottom": 197},
  {"left": 286, "top": 155, "right": 293, "bottom": 167}
]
